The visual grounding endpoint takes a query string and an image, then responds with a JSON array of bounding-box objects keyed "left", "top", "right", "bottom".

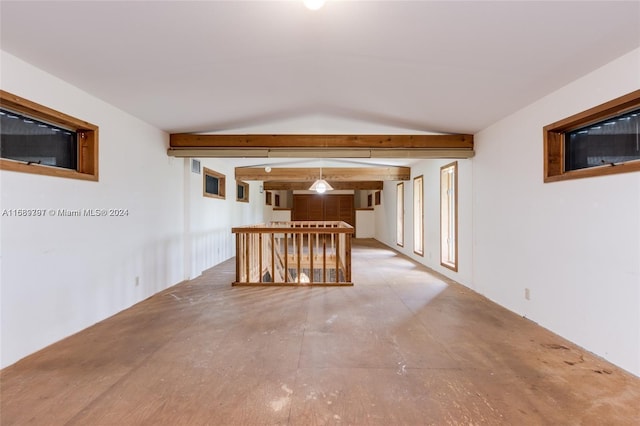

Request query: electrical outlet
[
  {"left": 525, "top": 288, "right": 530, "bottom": 300},
  {"left": 135, "top": 276, "right": 140, "bottom": 286}
]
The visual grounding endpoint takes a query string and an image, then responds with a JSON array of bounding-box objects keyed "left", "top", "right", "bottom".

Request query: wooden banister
[{"left": 232, "top": 221, "right": 354, "bottom": 286}]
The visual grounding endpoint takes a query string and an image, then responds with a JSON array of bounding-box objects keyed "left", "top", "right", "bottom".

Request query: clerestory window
[{"left": 0, "top": 90, "right": 98, "bottom": 181}]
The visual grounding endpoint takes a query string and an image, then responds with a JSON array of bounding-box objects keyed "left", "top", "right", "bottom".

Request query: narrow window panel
[
  {"left": 544, "top": 90, "right": 640, "bottom": 182},
  {"left": 413, "top": 175, "right": 424, "bottom": 256},
  {"left": 206, "top": 175, "right": 219, "bottom": 194},
  {"left": 440, "top": 162, "right": 458, "bottom": 271},
  {"left": 565, "top": 108, "right": 640, "bottom": 171},
  {"left": 0, "top": 108, "right": 77, "bottom": 170},
  {"left": 397, "top": 182, "right": 404, "bottom": 247},
  {"left": 236, "top": 180, "right": 249, "bottom": 202}
]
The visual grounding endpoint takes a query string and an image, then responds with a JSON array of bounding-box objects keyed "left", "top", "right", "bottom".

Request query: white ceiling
[{"left": 1, "top": 0, "right": 639, "bottom": 138}]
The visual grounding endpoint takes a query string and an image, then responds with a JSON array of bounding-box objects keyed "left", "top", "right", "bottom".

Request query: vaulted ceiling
[{"left": 1, "top": 0, "right": 639, "bottom": 187}]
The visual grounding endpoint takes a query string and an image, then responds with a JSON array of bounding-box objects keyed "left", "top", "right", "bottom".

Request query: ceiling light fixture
[
  {"left": 304, "top": 0, "right": 325, "bottom": 11},
  {"left": 309, "top": 167, "right": 333, "bottom": 194}
]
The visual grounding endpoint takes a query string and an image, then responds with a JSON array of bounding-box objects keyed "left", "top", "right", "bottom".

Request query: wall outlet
[
  {"left": 525, "top": 288, "right": 530, "bottom": 300},
  {"left": 135, "top": 276, "right": 140, "bottom": 286}
]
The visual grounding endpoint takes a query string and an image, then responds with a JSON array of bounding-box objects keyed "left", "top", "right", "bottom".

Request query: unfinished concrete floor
[{"left": 1, "top": 239, "right": 639, "bottom": 425}]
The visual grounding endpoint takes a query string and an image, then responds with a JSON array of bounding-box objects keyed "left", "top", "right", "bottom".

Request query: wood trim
[
  {"left": 236, "top": 167, "right": 409, "bottom": 182},
  {"left": 232, "top": 226, "right": 354, "bottom": 235},
  {"left": 396, "top": 182, "right": 404, "bottom": 247},
  {"left": 236, "top": 180, "right": 249, "bottom": 202},
  {"left": 440, "top": 162, "right": 458, "bottom": 272},
  {"left": 543, "top": 90, "right": 640, "bottom": 182},
  {"left": 1, "top": 90, "right": 97, "bottom": 132},
  {"left": 413, "top": 175, "right": 424, "bottom": 257},
  {"left": 0, "top": 90, "right": 99, "bottom": 181},
  {"left": 0, "top": 158, "right": 98, "bottom": 181},
  {"left": 203, "top": 167, "right": 226, "bottom": 199},
  {"left": 545, "top": 90, "right": 640, "bottom": 132},
  {"left": 545, "top": 160, "right": 640, "bottom": 182},
  {"left": 231, "top": 229, "right": 355, "bottom": 235},
  {"left": 232, "top": 282, "right": 353, "bottom": 287},
  {"left": 170, "top": 133, "right": 473, "bottom": 149},
  {"left": 264, "top": 180, "right": 383, "bottom": 191},
  {"left": 167, "top": 147, "right": 474, "bottom": 159}
]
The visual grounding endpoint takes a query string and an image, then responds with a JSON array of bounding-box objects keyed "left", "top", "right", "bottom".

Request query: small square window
[
  {"left": 203, "top": 167, "right": 225, "bottom": 199},
  {"left": 237, "top": 180, "right": 249, "bottom": 202}
]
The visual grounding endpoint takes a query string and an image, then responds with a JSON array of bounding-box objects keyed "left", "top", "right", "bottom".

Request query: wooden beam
[
  {"left": 170, "top": 133, "right": 473, "bottom": 149},
  {"left": 236, "top": 167, "right": 410, "bottom": 182},
  {"left": 263, "top": 181, "right": 384, "bottom": 191},
  {"left": 167, "top": 147, "right": 474, "bottom": 159}
]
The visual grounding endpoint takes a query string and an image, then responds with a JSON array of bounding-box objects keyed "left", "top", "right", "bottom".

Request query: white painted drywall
[
  {"left": 0, "top": 51, "right": 185, "bottom": 368},
  {"left": 0, "top": 52, "right": 267, "bottom": 368},
  {"left": 375, "top": 159, "right": 474, "bottom": 286},
  {"left": 473, "top": 48, "right": 640, "bottom": 376},
  {"left": 185, "top": 158, "right": 265, "bottom": 279},
  {"left": 271, "top": 209, "right": 292, "bottom": 222},
  {"left": 355, "top": 210, "right": 375, "bottom": 238}
]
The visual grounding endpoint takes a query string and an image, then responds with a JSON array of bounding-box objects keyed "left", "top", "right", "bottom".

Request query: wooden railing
[{"left": 231, "top": 221, "right": 354, "bottom": 286}]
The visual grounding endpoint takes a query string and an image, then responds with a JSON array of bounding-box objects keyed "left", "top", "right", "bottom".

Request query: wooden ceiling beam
[
  {"left": 171, "top": 133, "right": 473, "bottom": 149},
  {"left": 263, "top": 181, "right": 384, "bottom": 191},
  {"left": 235, "top": 167, "right": 410, "bottom": 182}
]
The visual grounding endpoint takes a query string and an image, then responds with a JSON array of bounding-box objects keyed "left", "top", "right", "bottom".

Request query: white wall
[
  {"left": 355, "top": 210, "right": 375, "bottom": 238},
  {"left": 271, "top": 209, "right": 292, "bottom": 222},
  {"left": 185, "top": 158, "right": 265, "bottom": 279},
  {"left": 0, "top": 51, "right": 184, "bottom": 368},
  {"left": 0, "top": 52, "right": 268, "bottom": 368},
  {"left": 473, "top": 48, "right": 640, "bottom": 376},
  {"left": 375, "top": 159, "right": 474, "bottom": 286}
]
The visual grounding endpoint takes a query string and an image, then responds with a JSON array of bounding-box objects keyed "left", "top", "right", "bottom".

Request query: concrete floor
[{"left": 1, "top": 239, "right": 639, "bottom": 425}]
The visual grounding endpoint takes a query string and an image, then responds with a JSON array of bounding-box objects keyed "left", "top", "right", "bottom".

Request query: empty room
[{"left": 1, "top": 1, "right": 639, "bottom": 424}]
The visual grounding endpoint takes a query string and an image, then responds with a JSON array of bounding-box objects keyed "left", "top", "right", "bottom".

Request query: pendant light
[{"left": 309, "top": 167, "right": 333, "bottom": 194}]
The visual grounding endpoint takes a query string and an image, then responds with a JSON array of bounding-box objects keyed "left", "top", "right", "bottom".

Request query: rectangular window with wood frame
[
  {"left": 544, "top": 90, "right": 640, "bottom": 182},
  {"left": 0, "top": 90, "right": 98, "bottom": 181},
  {"left": 440, "top": 162, "right": 457, "bottom": 271},
  {"left": 203, "top": 167, "right": 225, "bottom": 199},
  {"left": 236, "top": 180, "right": 249, "bottom": 202},
  {"left": 413, "top": 175, "right": 424, "bottom": 256},
  {"left": 396, "top": 182, "right": 404, "bottom": 247}
]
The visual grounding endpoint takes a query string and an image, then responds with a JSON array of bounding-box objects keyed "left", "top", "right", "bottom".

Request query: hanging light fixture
[{"left": 309, "top": 167, "right": 333, "bottom": 193}]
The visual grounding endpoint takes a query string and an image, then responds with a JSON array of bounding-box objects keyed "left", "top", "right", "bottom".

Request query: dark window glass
[
  {"left": 0, "top": 108, "right": 77, "bottom": 170},
  {"left": 566, "top": 108, "right": 640, "bottom": 171},
  {"left": 205, "top": 175, "right": 219, "bottom": 195},
  {"left": 237, "top": 184, "right": 245, "bottom": 199}
]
